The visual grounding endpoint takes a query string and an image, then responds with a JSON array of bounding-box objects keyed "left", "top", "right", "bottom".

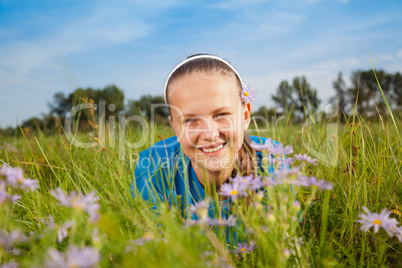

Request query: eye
[
  {"left": 215, "top": 113, "right": 229, "bottom": 119},
  {"left": 183, "top": 118, "right": 196, "bottom": 124}
]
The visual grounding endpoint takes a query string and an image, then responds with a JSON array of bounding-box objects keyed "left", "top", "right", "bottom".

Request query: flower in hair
[{"left": 241, "top": 86, "right": 257, "bottom": 103}]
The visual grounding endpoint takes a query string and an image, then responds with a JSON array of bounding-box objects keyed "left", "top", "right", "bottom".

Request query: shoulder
[
  {"left": 136, "top": 136, "right": 182, "bottom": 171},
  {"left": 140, "top": 136, "right": 180, "bottom": 156},
  {"left": 249, "top": 135, "right": 265, "bottom": 144}
]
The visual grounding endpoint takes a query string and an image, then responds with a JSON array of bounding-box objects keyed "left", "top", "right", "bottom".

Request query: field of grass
[{"left": 0, "top": 109, "right": 401, "bottom": 267}]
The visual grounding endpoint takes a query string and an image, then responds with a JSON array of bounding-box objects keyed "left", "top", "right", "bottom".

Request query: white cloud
[
  {"left": 310, "top": 58, "right": 362, "bottom": 71},
  {"left": 378, "top": 54, "right": 394, "bottom": 61},
  {"left": 0, "top": 3, "right": 152, "bottom": 90}
]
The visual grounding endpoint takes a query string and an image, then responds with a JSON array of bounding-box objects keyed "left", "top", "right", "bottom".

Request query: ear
[
  {"left": 244, "top": 103, "right": 251, "bottom": 130},
  {"left": 169, "top": 115, "right": 173, "bottom": 128},
  {"left": 169, "top": 115, "right": 181, "bottom": 142}
]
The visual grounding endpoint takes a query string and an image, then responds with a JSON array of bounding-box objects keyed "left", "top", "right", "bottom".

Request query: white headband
[{"left": 164, "top": 54, "right": 244, "bottom": 103}]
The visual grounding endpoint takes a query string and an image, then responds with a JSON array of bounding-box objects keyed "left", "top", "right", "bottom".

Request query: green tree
[
  {"left": 292, "top": 76, "right": 320, "bottom": 118},
  {"left": 20, "top": 116, "right": 43, "bottom": 130},
  {"left": 329, "top": 72, "right": 348, "bottom": 120},
  {"left": 0, "top": 126, "right": 16, "bottom": 136},
  {"left": 49, "top": 84, "right": 125, "bottom": 120},
  {"left": 271, "top": 76, "right": 320, "bottom": 121},
  {"left": 125, "top": 95, "right": 168, "bottom": 124},
  {"left": 99, "top": 84, "right": 125, "bottom": 116},
  {"left": 347, "top": 70, "right": 392, "bottom": 116},
  {"left": 390, "top": 72, "right": 402, "bottom": 110},
  {"left": 48, "top": 92, "right": 71, "bottom": 117},
  {"left": 271, "top": 81, "right": 294, "bottom": 113},
  {"left": 18, "top": 113, "right": 60, "bottom": 134}
]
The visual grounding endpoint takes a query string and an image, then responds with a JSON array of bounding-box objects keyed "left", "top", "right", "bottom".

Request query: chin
[
  {"left": 205, "top": 166, "right": 228, "bottom": 174},
  {"left": 203, "top": 158, "right": 232, "bottom": 173}
]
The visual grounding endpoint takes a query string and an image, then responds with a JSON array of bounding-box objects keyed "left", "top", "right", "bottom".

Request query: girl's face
[{"left": 168, "top": 72, "right": 251, "bottom": 185}]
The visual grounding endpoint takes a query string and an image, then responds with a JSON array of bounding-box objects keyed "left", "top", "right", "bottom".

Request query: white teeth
[{"left": 201, "top": 144, "right": 224, "bottom": 153}]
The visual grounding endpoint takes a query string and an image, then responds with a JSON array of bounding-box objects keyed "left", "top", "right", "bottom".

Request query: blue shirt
[{"left": 131, "top": 136, "right": 275, "bottom": 218}]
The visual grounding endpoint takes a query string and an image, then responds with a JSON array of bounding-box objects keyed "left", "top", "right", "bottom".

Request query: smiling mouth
[{"left": 199, "top": 142, "right": 227, "bottom": 153}]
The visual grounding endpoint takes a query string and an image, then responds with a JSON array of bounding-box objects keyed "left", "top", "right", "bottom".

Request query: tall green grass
[{"left": 1, "top": 98, "right": 401, "bottom": 267}]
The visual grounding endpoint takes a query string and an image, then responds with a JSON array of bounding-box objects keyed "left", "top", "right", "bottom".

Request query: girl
[{"left": 131, "top": 54, "right": 274, "bottom": 217}]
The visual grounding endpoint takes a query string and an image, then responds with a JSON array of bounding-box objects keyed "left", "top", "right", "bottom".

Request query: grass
[{"left": 0, "top": 106, "right": 401, "bottom": 267}]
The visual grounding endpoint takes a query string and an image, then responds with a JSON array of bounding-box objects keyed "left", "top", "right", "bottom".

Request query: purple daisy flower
[
  {"left": 44, "top": 246, "right": 100, "bottom": 268},
  {"left": 43, "top": 215, "right": 73, "bottom": 243},
  {"left": 0, "top": 181, "right": 21, "bottom": 205},
  {"left": 189, "top": 200, "right": 208, "bottom": 214},
  {"left": 295, "top": 153, "right": 318, "bottom": 165},
  {"left": 249, "top": 138, "right": 273, "bottom": 151},
  {"left": 261, "top": 176, "right": 282, "bottom": 187},
  {"left": 50, "top": 188, "right": 99, "bottom": 217},
  {"left": 10, "top": 195, "right": 21, "bottom": 203},
  {"left": 1, "top": 260, "right": 18, "bottom": 268},
  {"left": 248, "top": 175, "right": 265, "bottom": 191},
  {"left": 188, "top": 200, "right": 209, "bottom": 220},
  {"left": 255, "top": 190, "right": 264, "bottom": 200},
  {"left": 0, "top": 142, "right": 17, "bottom": 153},
  {"left": 230, "top": 174, "right": 254, "bottom": 184},
  {"left": 356, "top": 207, "right": 399, "bottom": 236},
  {"left": 269, "top": 143, "right": 294, "bottom": 155},
  {"left": 2, "top": 164, "right": 39, "bottom": 192},
  {"left": 394, "top": 226, "right": 402, "bottom": 242},
  {"left": 126, "top": 232, "right": 155, "bottom": 249},
  {"left": 219, "top": 180, "right": 248, "bottom": 201},
  {"left": 278, "top": 157, "right": 294, "bottom": 169},
  {"left": 8, "top": 176, "right": 39, "bottom": 192},
  {"left": 293, "top": 176, "right": 333, "bottom": 190},
  {"left": 240, "top": 85, "right": 257, "bottom": 103},
  {"left": 283, "top": 248, "right": 293, "bottom": 258},
  {"left": 229, "top": 174, "right": 266, "bottom": 191},
  {"left": 88, "top": 211, "right": 100, "bottom": 223},
  {"left": 184, "top": 219, "right": 204, "bottom": 227},
  {"left": 0, "top": 164, "right": 13, "bottom": 179},
  {"left": 0, "top": 230, "right": 28, "bottom": 252},
  {"left": 206, "top": 215, "right": 237, "bottom": 227},
  {"left": 4, "top": 166, "right": 24, "bottom": 184},
  {"left": 0, "top": 186, "right": 8, "bottom": 204},
  {"left": 273, "top": 167, "right": 301, "bottom": 181},
  {"left": 232, "top": 241, "right": 256, "bottom": 254}
]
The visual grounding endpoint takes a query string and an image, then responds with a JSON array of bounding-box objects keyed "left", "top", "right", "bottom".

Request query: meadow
[{"left": 1, "top": 103, "right": 402, "bottom": 267}]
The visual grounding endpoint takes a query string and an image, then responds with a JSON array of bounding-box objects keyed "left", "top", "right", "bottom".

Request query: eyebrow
[{"left": 176, "top": 106, "right": 233, "bottom": 120}]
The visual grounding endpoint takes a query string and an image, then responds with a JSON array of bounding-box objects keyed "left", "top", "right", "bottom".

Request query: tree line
[
  {"left": 269, "top": 70, "right": 402, "bottom": 119},
  {"left": 1, "top": 69, "right": 401, "bottom": 136}
]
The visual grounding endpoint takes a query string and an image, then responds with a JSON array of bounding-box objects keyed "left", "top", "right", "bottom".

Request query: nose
[
  {"left": 211, "top": 129, "right": 219, "bottom": 141},
  {"left": 199, "top": 119, "right": 220, "bottom": 142}
]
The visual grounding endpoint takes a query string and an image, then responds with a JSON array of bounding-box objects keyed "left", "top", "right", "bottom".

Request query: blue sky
[{"left": 1, "top": 0, "right": 401, "bottom": 128}]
